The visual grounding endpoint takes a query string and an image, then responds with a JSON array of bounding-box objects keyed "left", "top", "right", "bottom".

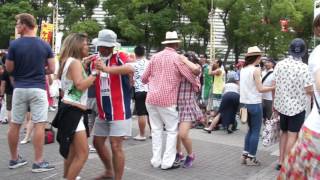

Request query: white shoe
[
  {"left": 88, "top": 145, "right": 96, "bottom": 153},
  {"left": 49, "top": 107, "right": 56, "bottom": 112},
  {"left": 20, "top": 138, "right": 30, "bottom": 144},
  {"left": 76, "top": 176, "right": 81, "bottom": 180},
  {"left": 133, "top": 135, "right": 147, "bottom": 141}
]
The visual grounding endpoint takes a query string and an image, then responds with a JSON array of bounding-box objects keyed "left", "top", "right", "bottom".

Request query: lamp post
[
  {"left": 48, "top": 0, "right": 59, "bottom": 54},
  {"left": 208, "top": 0, "right": 215, "bottom": 62}
]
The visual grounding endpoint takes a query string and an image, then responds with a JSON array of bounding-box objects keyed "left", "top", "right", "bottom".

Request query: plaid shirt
[{"left": 142, "top": 47, "right": 199, "bottom": 107}]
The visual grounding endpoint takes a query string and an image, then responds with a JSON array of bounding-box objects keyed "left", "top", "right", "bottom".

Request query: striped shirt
[
  {"left": 93, "top": 52, "right": 132, "bottom": 121},
  {"left": 141, "top": 47, "right": 199, "bottom": 107}
]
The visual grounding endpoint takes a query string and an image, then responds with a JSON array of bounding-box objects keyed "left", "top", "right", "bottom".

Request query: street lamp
[
  {"left": 48, "top": 0, "right": 59, "bottom": 54},
  {"left": 208, "top": 0, "right": 215, "bottom": 62}
]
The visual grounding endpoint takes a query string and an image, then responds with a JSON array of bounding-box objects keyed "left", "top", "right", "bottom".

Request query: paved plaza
[{"left": 0, "top": 112, "right": 279, "bottom": 180}]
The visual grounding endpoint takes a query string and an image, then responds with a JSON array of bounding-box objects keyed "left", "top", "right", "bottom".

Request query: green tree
[
  {"left": 102, "top": 0, "right": 180, "bottom": 54},
  {"left": 59, "top": 0, "right": 99, "bottom": 30},
  {"left": 0, "top": 0, "right": 34, "bottom": 48},
  {"left": 70, "top": 19, "right": 102, "bottom": 40}
]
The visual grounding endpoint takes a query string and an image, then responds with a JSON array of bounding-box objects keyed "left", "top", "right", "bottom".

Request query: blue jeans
[{"left": 243, "top": 103, "right": 262, "bottom": 156}]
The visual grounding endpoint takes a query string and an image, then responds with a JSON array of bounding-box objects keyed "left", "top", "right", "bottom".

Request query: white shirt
[
  {"left": 130, "top": 58, "right": 149, "bottom": 92},
  {"left": 224, "top": 83, "right": 239, "bottom": 94},
  {"left": 305, "top": 45, "right": 320, "bottom": 133},
  {"left": 262, "top": 69, "right": 274, "bottom": 101},
  {"left": 273, "top": 56, "right": 313, "bottom": 116},
  {"left": 240, "top": 65, "right": 262, "bottom": 104}
]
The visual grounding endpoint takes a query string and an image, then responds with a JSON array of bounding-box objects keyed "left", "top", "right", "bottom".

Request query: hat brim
[
  {"left": 161, "top": 40, "right": 181, "bottom": 44},
  {"left": 95, "top": 40, "right": 120, "bottom": 48},
  {"left": 245, "top": 52, "right": 263, "bottom": 57}
]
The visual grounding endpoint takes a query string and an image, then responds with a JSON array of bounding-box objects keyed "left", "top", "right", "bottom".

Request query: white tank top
[
  {"left": 61, "top": 57, "right": 88, "bottom": 107},
  {"left": 240, "top": 65, "right": 262, "bottom": 104}
]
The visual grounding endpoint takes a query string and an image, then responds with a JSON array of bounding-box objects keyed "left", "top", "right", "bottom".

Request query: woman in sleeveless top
[
  {"left": 240, "top": 46, "right": 274, "bottom": 166},
  {"left": 53, "top": 33, "right": 97, "bottom": 180}
]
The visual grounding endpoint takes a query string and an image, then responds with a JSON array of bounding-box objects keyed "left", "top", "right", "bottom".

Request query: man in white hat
[
  {"left": 92, "top": 29, "right": 135, "bottom": 180},
  {"left": 141, "top": 31, "right": 199, "bottom": 170}
]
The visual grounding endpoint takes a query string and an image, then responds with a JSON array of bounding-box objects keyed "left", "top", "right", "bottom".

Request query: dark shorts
[
  {"left": 262, "top": 99, "right": 273, "bottom": 121},
  {"left": 280, "top": 111, "right": 305, "bottom": 133},
  {"left": 134, "top": 91, "right": 148, "bottom": 116},
  {"left": 6, "top": 94, "right": 12, "bottom": 111}
]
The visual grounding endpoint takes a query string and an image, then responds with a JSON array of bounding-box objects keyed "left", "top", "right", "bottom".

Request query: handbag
[
  {"left": 44, "top": 123, "right": 55, "bottom": 144},
  {"left": 239, "top": 107, "right": 248, "bottom": 124},
  {"left": 262, "top": 113, "right": 280, "bottom": 147}
]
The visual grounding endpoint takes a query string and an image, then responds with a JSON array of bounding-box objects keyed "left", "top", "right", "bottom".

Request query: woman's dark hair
[
  {"left": 314, "top": 14, "right": 320, "bottom": 29},
  {"left": 216, "top": 60, "right": 223, "bottom": 67},
  {"left": 184, "top": 51, "right": 199, "bottom": 64},
  {"left": 244, "top": 55, "right": 261, "bottom": 67}
]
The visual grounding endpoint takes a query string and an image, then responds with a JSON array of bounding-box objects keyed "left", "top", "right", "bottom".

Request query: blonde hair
[{"left": 58, "top": 33, "right": 88, "bottom": 79}]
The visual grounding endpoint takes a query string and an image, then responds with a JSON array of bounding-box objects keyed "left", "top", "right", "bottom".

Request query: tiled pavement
[{"left": 0, "top": 112, "right": 279, "bottom": 180}]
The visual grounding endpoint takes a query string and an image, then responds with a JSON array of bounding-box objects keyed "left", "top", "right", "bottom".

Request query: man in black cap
[{"left": 273, "top": 38, "right": 313, "bottom": 171}]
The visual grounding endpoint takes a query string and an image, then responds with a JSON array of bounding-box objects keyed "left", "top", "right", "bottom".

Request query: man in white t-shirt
[
  {"left": 130, "top": 45, "right": 150, "bottom": 141},
  {"left": 261, "top": 58, "right": 275, "bottom": 122}
]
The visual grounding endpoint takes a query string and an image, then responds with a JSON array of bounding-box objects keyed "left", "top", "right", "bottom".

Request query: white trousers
[{"left": 146, "top": 103, "right": 179, "bottom": 169}]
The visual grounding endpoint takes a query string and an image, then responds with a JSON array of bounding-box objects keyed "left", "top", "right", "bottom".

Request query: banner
[
  {"left": 40, "top": 23, "right": 54, "bottom": 45},
  {"left": 55, "top": 32, "right": 63, "bottom": 54}
]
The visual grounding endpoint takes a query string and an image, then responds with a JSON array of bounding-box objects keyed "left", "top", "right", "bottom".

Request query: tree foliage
[
  {"left": 70, "top": 19, "right": 101, "bottom": 39},
  {"left": 0, "top": 0, "right": 315, "bottom": 61}
]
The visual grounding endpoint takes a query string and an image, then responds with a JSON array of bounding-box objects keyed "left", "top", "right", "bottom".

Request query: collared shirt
[
  {"left": 141, "top": 47, "right": 199, "bottom": 107},
  {"left": 273, "top": 56, "right": 313, "bottom": 116}
]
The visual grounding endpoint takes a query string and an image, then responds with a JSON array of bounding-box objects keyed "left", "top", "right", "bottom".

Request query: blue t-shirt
[{"left": 7, "top": 37, "right": 53, "bottom": 89}]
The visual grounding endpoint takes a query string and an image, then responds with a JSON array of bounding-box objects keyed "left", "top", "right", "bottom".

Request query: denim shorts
[{"left": 12, "top": 88, "right": 48, "bottom": 124}]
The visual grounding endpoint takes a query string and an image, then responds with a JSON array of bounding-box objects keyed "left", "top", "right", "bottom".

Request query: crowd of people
[{"left": 0, "top": 12, "right": 320, "bottom": 180}]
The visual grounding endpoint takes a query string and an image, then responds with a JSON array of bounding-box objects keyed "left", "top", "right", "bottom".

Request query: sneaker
[
  {"left": 133, "top": 135, "right": 147, "bottom": 141},
  {"left": 32, "top": 161, "right": 55, "bottom": 173},
  {"left": 183, "top": 154, "right": 195, "bottom": 168},
  {"left": 174, "top": 152, "right": 184, "bottom": 163},
  {"left": 161, "top": 161, "right": 180, "bottom": 170},
  {"left": 246, "top": 157, "right": 261, "bottom": 166},
  {"left": 89, "top": 145, "right": 96, "bottom": 153},
  {"left": 8, "top": 156, "right": 28, "bottom": 169},
  {"left": 20, "top": 138, "right": 31, "bottom": 144}
]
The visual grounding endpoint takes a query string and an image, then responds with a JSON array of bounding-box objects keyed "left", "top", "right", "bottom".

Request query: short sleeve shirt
[
  {"left": 129, "top": 58, "right": 149, "bottom": 92},
  {"left": 273, "top": 57, "right": 313, "bottom": 116},
  {"left": 7, "top": 37, "right": 53, "bottom": 90}
]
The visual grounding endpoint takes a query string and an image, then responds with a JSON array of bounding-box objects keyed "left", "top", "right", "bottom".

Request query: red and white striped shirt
[{"left": 141, "top": 47, "right": 199, "bottom": 107}]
